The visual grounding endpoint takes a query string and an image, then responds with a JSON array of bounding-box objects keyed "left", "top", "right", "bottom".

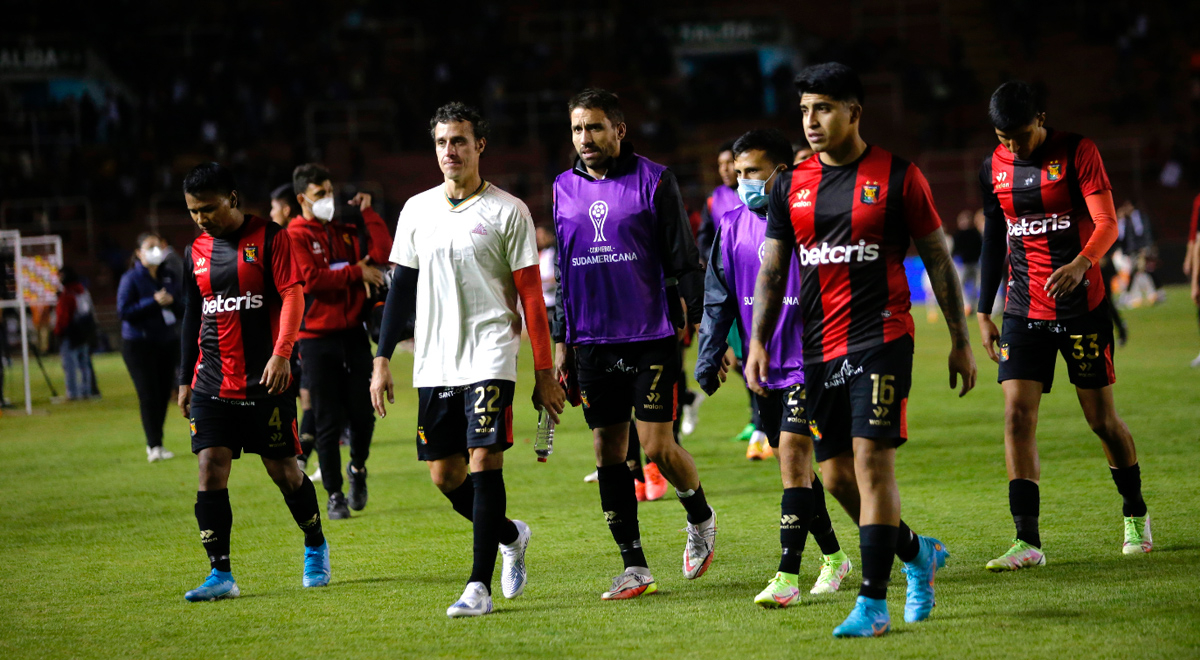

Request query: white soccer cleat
[
  {"left": 601, "top": 567, "right": 657, "bottom": 600},
  {"left": 681, "top": 392, "right": 705, "bottom": 436},
  {"left": 147, "top": 446, "right": 159, "bottom": 463},
  {"left": 583, "top": 470, "right": 599, "bottom": 483},
  {"left": 446, "top": 582, "right": 493, "bottom": 618},
  {"left": 683, "top": 508, "right": 717, "bottom": 579},
  {"left": 158, "top": 447, "right": 175, "bottom": 460},
  {"left": 1191, "top": 351, "right": 1200, "bottom": 368},
  {"left": 311, "top": 465, "right": 323, "bottom": 482},
  {"left": 500, "top": 520, "right": 531, "bottom": 599}
]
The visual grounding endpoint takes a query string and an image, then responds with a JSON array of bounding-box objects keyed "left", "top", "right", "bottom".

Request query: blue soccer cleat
[
  {"left": 903, "top": 535, "right": 949, "bottom": 623},
  {"left": 303, "top": 541, "right": 331, "bottom": 587},
  {"left": 184, "top": 569, "right": 240, "bottom": 602},
  {"left": 832, "top": 596, "right": 890, "bottom": 638}
]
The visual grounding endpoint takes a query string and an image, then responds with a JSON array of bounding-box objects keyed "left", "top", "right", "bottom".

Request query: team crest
[
  {"left": 808, "top": 421, "right": 822, "bottom": 441},
  {"left": 417, "top": 427, "right": 427, "bottom": 444},
  {"left": 861, "top": 182, "right": 880, "bottom": 205},
  {"left": 580, "top": 392, "right": 590, "bottom": 409},
  {"left": 242, "top": 245, "right": 259, "bottom": 263},
  {"left": 999, "top": 344, "right": 1010, "bottom": 362},
  {"left": 189, "top": 421, "right": 197, "bottom": 436},
  {"left": 1047, "top": 161, "right": 1062, "bottom": 181},
  {"left": 343, "top": 233, "right": 353, "bottom": 246}
]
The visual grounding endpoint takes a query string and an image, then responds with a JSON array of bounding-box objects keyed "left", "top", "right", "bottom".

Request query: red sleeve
[
  {"left": 903, "top": 164, "right": 943, "bottom": 239},
  {"left": 1080, "top": 191, "right": 1119, "bottom": 266},
  {"left": 273, "top": 283, "right": 303, "bottom": 358},
  {"left": 1189, "top": 193, "right": 1200, "bottom": 241},
  {"left": 1075, "top": 138, "right": 1112, "bottom": 198},
  {"left": 271, "top": 228, "right": 301, "bottom": 290},
  {"left": 513, "top": 265, "right": 553, "bottom": 371},
  {"left": 287, "top": 225, "right": 361, "bottom": 292},
  {"left": 362, "top": 207, "right": 394, "bottom": 264},
  {"left": 54, "top": 291, "right": 74, "bottom": 337}
]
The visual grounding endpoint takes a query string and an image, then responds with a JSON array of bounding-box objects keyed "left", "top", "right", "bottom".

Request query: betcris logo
[
  {"left": 203, "top": 292, "right": 264, "bottom": 314},
  {"left": 1008, "top": 214, "right": 1071, "bottom": 238},
  {"left": 796, "top": 241, "right": 880, "bottom": 266}
]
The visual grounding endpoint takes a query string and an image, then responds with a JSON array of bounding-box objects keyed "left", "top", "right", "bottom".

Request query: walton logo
[
  {"left": 589, "top": 200, "right": 609, "bottom": 242},
  {"left": 995, "top": 170, "right": 1011, "bottom": 190},
  {"left": 873, "top": 406, "right": 889, "bottom": 418},
  {"left": 193, "top": 256, "right": 208, "bottom": 275},
  {"left": 796, "top": 240, "right": 880, "bottom": 266},
  {"left": 203, "top": 292, "right": 264, "bottom": 314},
  {"left": 1008, "top": 214, "right": 1071, "bottom": 237},
  {"left": 792, "top": 189, "right": 812, "bottom": 208},
  {"left": 758, "top": 241, "right": 766, "bottom": 263}
]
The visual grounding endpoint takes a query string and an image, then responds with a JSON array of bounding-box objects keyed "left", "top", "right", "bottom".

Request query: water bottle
[{"left": 534, "top": 408, "right": 555, "bottom": 462}]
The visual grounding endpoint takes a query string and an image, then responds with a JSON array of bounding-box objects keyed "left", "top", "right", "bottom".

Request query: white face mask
[
  {"left": 306, "top": 195, "right": 335, "bottom": 222},
  {"left": 142, "top": 246, "right": 166, "bottom": 266}
]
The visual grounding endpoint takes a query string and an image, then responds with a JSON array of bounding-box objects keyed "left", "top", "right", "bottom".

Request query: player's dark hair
[
  {"left": 270, "top": 183, "right": 295, "bottom": 205},
  {"left": 732, "top": 129, "right": 794, "bottom": 168},
  {"left": 793, "top": 62, "right": 864, "bottom": 104},
  {"left": 718, "top": 140, "right": 735, "bottom": 155},
  {"left": 60, "top": 265, "right": 80, "bottom": 285},
  {"left": 182, "top": 162, "right": 237, "bottom": 198},
  {"left": 567, "top": 88, "right": 625, "bottom": 125},
  {"left": 429, "top": 102, "right": 489, "bottom": 142},
  {"left": 989, "top": 81, "right": 1043, "bottom": 132},
  {"left": 292, "top": 163, "right": 332, "bottom": 196}
]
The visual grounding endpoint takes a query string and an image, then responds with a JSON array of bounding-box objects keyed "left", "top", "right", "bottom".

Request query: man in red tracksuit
[{"left": 288, "top": 163, "right": 392, "bottom": 519}]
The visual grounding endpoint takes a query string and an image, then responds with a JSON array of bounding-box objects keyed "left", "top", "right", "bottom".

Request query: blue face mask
[{"left": 737, "top": 167, "right": 781, "bottom": 209}]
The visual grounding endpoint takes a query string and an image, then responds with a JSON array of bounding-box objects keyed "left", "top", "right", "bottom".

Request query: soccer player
[
  {"left": 288, "top": 164, "right": 392, "bottom": 519},
  {"left": 748, "top": 63, "right": 975, "bottom": 637},
  {"left": 976, "top": 81, "right": 1152, "bottom": 570},
  {"left": 552, "top": 88, "right": 714, "bottom": 600},
  {"left": 695, "top": 128, "right": 852, "bottom": 607},
  {"left": 370, "top": 102, "right": 565, "bottom": 618},
  {"left": 177, "top": 162, "right": 329, "bottom": 601}
]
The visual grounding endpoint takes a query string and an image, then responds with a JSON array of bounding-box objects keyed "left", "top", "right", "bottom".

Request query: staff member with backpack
[
  {"left": 287, "top": 163, "right": 392, "bottom": 519},
  {"left": 118, "top": 232, "right": 184, "bottom": 462}
]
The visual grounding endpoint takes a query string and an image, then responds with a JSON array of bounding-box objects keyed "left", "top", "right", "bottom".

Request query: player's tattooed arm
[{"left": 915, "top": 227, "right": 977, "bottom": 396}]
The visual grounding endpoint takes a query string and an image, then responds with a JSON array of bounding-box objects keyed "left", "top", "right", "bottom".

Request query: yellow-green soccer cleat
[
  {"left": 1123, "top": 515, "right": 1152, "bottom": 554},
  {"left": 754, "top": 572, "right": 801, "bottom": 608},
  {"left": 985, "top": 539, "right": 1046, "bottom": 572},
  {"left": 810, "top": 551, "right": 852, "bottom": 594}
]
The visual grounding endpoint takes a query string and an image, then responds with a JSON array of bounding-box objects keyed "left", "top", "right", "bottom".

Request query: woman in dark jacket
[{"left": 118, "top": 232, "right": 184, "bottom": 462}]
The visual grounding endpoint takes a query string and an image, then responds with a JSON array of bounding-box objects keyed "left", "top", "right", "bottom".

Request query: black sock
[
  {"left": 299, "top": 410, "right": 316, "bottom": 459},
  {"left": 443, "top": 478, "right": 475, "bottom": 522},
  {"left": 678, "top": 484, "right": 711, "bottom": 524},
  {"left": 1009, "top": 478, "right": 1041, "bottom": 548},
  {"left": 809, "top": 475, "right": 841, "bottom": 555},
  {"left": 858, "top": 524, "right": 897, "bottom": 600},
  {"left": 283, "top": 475, "right": 325, "bottom": 548},
  {"left": 779, "top": 487, "right": 814, "bottom": 574},
  {"left": 597, "top": 463, "right": 647, "bottom": 569},
  {"left": 893, "top": 520, "right": 921, "bottom": 563},
  {"left": 467, "top": 469, "right": 508, "bottom": 593},
  {"left": 629, "top": 462, "right": 645, "bottom": 483},
  {"left": 195, "top": 489, "right": 232, "bottom": 573},
  {"left": 1110, "top": 464, "right": 1147, "bottom": 517},
  {"left": 443, "top": 477, "right": 519, "bottom": 543}
]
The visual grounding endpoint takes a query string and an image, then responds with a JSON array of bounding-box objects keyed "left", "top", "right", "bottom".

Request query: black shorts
[
  {"left": 190, "top": 394, "right": 300, "bottom": 460},
  {"left": 416, "top": 379, "right": 515, "bottom": 461},
  {"left": 754, "top": 384, "right": 809, "bottom": 448},
  {"left": 997, "top": 304, "right": 1116, "bottom": 393},
  {"left": 574, "top": 336, "right": 680, "bottom": 429},
  {"left": 803, "top": 336, "right": 913, "bottom": 462}
]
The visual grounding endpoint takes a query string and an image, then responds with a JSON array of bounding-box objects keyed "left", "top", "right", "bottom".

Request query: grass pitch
[{"left": 2, "top": 287, "right": 1199, "bottom": 660}]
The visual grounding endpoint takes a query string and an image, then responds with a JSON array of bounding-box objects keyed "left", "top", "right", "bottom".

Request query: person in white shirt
[{"left": 370, "top": 102, "right": 565, "bottom": 618}]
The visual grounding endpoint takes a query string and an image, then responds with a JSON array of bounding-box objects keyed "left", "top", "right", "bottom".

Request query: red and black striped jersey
[
  {"left": 766, "top": 145, "right": 941, "bottom": 364},
  {"left": 979, "top": 130, "right": 1110, "bottom": 320},
  {"left": 182, "top": 215, "right": 300, "bottom": 399}
]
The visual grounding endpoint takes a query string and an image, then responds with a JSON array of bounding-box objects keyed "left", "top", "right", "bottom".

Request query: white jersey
[{"left": 390, "top": 181, "right": 539, "bottom": 388}]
